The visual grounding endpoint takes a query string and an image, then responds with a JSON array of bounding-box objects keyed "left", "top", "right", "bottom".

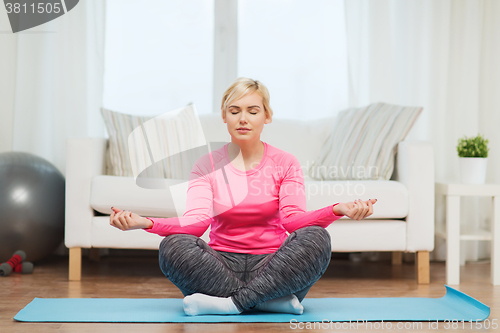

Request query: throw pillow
[
  {"left": 101, "top": 103, "right": 206, "bottom": 180},
  {"left": 307, "top": 102, "right": 423, "bottom": 180}
]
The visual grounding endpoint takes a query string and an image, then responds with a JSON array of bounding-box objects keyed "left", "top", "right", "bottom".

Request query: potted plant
[{"left": 456, "top": 134, "right": 489, "bottom": 184}]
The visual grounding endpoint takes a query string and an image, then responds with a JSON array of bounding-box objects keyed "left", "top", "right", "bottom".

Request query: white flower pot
[{"left": 459, "top": 157, "right": 488, "bottom": 184}]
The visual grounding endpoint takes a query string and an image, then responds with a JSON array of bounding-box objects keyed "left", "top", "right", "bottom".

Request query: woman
[{"left": 110, "top": 77, "right": 377, "bottom": 316}]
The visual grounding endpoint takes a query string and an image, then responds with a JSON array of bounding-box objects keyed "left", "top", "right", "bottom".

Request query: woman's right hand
[{"left": 110, "top": 207, "right": 153, "bottom": 231}]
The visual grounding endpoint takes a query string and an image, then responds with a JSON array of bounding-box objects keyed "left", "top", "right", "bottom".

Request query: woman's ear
[{"left": 265, "top": 113, "right": 272, "bottom": 124}]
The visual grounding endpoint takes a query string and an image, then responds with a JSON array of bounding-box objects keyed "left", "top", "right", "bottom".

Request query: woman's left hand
[{"left": 333, "top": 199, "right": 377, "bottom": 220}]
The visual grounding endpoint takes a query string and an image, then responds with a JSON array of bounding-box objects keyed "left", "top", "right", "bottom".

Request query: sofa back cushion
[
  {"left": 262, "top": 116, "right": 338, "bottom": 178},
  {"left": 102, "top": 105, "right": 337, "bottom": 180},
  {"left": 198, "top": 113, "right": 337, "bottom": 179}
]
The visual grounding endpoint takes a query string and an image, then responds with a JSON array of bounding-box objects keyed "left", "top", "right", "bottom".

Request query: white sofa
[{"left": 65, "top": 113, "right": 435, "bottom": 283}]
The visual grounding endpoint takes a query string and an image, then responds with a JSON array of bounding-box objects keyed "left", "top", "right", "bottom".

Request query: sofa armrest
[
  {"left": 393, "top": 140, "right": 435, "bottom": 252},
  {"left": 65, "top": 137, "right": 108, "bottom": 248}
]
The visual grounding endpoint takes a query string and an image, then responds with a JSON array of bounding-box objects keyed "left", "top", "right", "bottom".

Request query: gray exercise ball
[{"left": 0, "top": 152, "right": 65, "bottom": 263}]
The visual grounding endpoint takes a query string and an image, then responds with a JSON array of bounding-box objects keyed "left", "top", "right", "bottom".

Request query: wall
[{"left": 0, "top": 9, "right": 16, "bottom": 153}]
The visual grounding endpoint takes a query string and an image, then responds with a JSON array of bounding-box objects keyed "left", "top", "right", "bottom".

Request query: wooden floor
[{"left": 2, "top": 252, "right": 499, "bottom": 332}]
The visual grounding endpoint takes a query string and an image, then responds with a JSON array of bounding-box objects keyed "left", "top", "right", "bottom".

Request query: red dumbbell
[
  {"left": 14, "top": 262, "right": 34, "bottom": 274},
  {"left": 0, "top": 250, "right": 33, "bottom": 276}
]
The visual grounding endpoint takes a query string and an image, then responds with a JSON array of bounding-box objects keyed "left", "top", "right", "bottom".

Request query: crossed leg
[{"left": 158, "top": 226, "right": 331, "bottom": 315}]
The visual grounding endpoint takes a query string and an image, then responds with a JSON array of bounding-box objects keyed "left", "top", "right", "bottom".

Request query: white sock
[
  {"left": 183, "top": 293, "right": 242, "bottom": 316},
  {"left": 254, "top": 294, "right": 304, "bottom": 315}
]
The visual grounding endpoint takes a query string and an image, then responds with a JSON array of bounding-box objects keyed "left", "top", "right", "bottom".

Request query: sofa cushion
[
  {"left": 304, "top": 180, "right": 408, "bottom": 218},
  {"left": 91, "top": 215, "right": 210, "bottom": 248},
  {"left": 327, "top": 220, "right": 406, "bottom": 251},
  {"left": 91, "top": 176, "right": 408, "bottom": 219},
  {"left": 308, "top": 102, "right": 423, "bottom": 180},
  {"left": 198, "top": 113, "right": 231, "bottom": 144},
  {"left": 91, "top": 216, "right": 165, "bottom": 249},
  {"left": 90, "top": 216, "right": 405, "bottom": 251},
  {"left": 260, "top": 115, "right": 337, "bottom": 178},
  {"left": 101, "top": 104, "right": 205, "bottom": 179},
  {"left": 197, "top": 113, "right": 337, "bottom": 178},
  {"left": 91, "top": 176, "right": 187, "bottom": 218}
]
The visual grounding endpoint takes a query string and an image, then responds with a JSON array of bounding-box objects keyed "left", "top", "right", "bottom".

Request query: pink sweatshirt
[{"left": 143, "top": 141, "right": 344, "bottom": 254}]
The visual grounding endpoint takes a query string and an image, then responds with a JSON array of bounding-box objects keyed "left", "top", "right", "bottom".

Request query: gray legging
[{"left": 158, "top": 225, "right": 332, "bottom": 312}]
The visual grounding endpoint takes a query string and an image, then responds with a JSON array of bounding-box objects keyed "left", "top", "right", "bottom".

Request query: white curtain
[
  {"left": 345, "top": 0, "right": 500, "bottom": 263},
  {"left": 11, "top": 1, "right": 106, "bottom": 176}
]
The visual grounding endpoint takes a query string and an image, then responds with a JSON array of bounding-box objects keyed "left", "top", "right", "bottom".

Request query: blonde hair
[{"left": 221, "top": 77, "right": 273, "bottom": 119}]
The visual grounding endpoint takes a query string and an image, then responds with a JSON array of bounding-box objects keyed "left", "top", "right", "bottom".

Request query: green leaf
[{"left": 456, "top": 134, "right": 489, "bottom": 158}]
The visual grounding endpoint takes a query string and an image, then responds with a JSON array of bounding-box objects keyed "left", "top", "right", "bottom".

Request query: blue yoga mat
[{"left": 14, "top": 285, "right": 489, "bottom": 323}]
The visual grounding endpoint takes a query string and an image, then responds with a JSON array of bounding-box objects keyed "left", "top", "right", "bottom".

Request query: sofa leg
[
  {"left": 69, "top": 247, "right": 82, "bottom": 281},
  {"left": 416, "top": 251, "right": 430, "bottom": 284},
  {"left": 392, "top": 251, "right": 403, "bottom": 265}
]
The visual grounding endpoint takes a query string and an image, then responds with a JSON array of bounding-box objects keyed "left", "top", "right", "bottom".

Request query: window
[
  {"left": 103, "top": 0, "right": 214, "bottom": 115},
  {"left": 238, "top": 0, "right": 349, "bottom": 119},
  {"left": 103, "top": 0, "right": 348, "bottom": 119}
]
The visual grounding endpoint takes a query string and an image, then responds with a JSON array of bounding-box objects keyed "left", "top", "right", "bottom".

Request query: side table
[{"left": 435, "top": 182, "right": 500, "bottom": 285}]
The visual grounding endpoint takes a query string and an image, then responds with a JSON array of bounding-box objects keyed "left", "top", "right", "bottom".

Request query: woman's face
[{"left": 223, "top": 91, "right": 271, "bottom": 143}]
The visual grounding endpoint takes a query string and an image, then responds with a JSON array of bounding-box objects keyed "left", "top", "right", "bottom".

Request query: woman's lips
[{"left": 237, "top": 129, "right": 250, "bottom": 133}]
